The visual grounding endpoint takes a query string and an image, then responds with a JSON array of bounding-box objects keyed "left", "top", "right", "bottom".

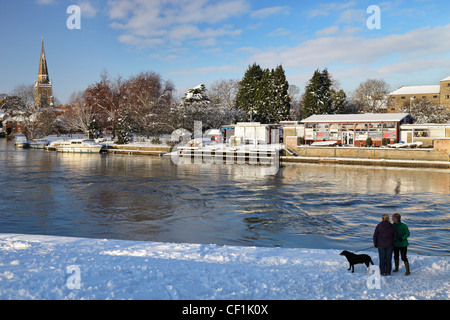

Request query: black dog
[{"left": 340, "top": 250, "right": 374, "bottom": 273}]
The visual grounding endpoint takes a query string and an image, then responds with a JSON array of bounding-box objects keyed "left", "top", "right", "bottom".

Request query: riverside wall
[
  {"left": 282, "top": 146, "right": 450, "bottom": 169},
  {"left": 105, "top": 144, "right": 450, "bottom": 168}
]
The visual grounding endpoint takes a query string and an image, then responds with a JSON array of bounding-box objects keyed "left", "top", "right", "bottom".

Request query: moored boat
[
  {"left": 55, "top": 139, "right": 103, "bottom": 153},
  {"left": 13, "top": 134, "right": 29, "bottom": 148},
  {"left": 29, "top": 138, "right": 49, "bottom": 149}
]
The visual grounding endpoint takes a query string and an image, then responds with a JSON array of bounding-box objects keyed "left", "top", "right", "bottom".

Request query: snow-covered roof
[
  {"left": 302, "top": 113, "right": 411, "bottom": 123},
  {"left": 389, "top": 85, "right": 440, "bottom": 96},
  {"left": 441, "top": 76, "right": 450, "bottom": 82}
]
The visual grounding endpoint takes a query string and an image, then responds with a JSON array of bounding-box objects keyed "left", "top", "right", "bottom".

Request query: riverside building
[
  {"left": 388, "top": 76, "right": 450, "bottom": 112},
  {"left": 302, "top": 113, "right": 415, "bottom": 147}
]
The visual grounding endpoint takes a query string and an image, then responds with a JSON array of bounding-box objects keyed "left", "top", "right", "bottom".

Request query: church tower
[{"left": 34, "top": 38, "right": 54, "bottom": 108}]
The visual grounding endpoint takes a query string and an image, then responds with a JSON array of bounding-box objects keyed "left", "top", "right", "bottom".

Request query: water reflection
[{"left": 0, "top": 139, "right": 448, "bottom": 255}]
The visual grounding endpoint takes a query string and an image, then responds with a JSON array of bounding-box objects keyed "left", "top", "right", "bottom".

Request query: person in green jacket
[{"left": 392, "top": 213, "right": 411, "bottom": 275}]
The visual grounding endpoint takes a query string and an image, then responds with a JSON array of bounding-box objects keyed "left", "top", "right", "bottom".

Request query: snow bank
[{"left": 0, "top": 233, "right": 448, "bottom": 300}]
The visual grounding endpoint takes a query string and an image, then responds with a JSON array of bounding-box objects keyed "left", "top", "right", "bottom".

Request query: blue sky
[{"left": 1, "top": 0, "right": 450, "bottom": 103}]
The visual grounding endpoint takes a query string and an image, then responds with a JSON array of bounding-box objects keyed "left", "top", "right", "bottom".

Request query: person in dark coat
[{"left": 373, "top": 214, "right": 398, "bottom": 276}]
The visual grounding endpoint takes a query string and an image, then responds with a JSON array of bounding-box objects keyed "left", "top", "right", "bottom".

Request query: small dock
[
  {"left": 107, "top": 149, "right": 167, "bottom": 157},
  {"left": 172, "top": 146, "right": 280, "bottom": 165},
  {"left": 105, "top": 144, "right": 171, "bottom": 157}
]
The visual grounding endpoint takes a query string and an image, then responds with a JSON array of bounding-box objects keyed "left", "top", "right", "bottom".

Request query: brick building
[{"left": 388, "top": 76, "right": 450, "bottom": 112}]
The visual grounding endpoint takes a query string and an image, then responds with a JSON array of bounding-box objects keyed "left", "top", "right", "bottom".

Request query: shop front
[{"left": 302, "top": 113, "right": 414, "bottom": 147}]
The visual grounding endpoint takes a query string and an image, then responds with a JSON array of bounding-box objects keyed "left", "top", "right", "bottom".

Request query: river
[{"left": 0, "top": 139, "right": 449, "bottom": 256}]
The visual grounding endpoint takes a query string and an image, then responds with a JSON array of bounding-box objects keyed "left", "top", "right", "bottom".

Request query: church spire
[
  {"left": 38, "top": 37, "right": 49, "bottom": 84},
  {"left": 34, "top": 37, "right": 53, "bottom": 108}
]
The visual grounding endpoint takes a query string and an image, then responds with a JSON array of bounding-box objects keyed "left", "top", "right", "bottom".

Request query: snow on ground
[{"left": 0, "top": 233, "right": 448, "bottom": 300}]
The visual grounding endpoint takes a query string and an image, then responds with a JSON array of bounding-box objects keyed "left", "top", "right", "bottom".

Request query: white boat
[
  {"left": 55, "top": 139, "right": 103, "bottom": 153},
  {"left": 13, "top": 134, "right": 29, "bottom": 148},
  {"left": 29, "top": 138, "right": 49, "bottom": 149},
  {"left": 311, "top": 141, "right": 338, "bottom": 147},
  {"left": 388, "top": 141, "right": 423, "bottom": 149}
]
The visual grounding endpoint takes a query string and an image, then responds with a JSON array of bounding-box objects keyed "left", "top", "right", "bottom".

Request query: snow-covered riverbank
[{"left": 0, "top": 234, "right": 448, "bottom": 300}]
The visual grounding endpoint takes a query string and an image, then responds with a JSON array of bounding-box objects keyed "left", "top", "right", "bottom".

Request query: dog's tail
[{"left": 370, "top": 257, "right": 374, "bottom": 265}]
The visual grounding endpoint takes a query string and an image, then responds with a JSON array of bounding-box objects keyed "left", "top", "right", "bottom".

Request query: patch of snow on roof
[
  {"left": 389, "top": 85, "right": 440, "bottom": 95},
  {"left": 441, "top": 76, "right": 450, "bottom": 82},
  {"left": 302, "top": 113, "right": 411, "bottom": 123}
]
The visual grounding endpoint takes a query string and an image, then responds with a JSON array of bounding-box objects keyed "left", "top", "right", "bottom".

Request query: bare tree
[
  {"left": 209, "top": 79, "right": 239, "bottom": 109},
  {"left": 122, "top": 71, "right": 176, "bottom": 136},
  {"left": 25, "top": 107, "right": 57, "bottom": 139},
  {"left": 11, "top": 83, "right": 35, "bottom": 110},
  {"left": 351, "top": 79, "right": 391, "bottom": 113},
  {"left": 84, "top": 72, "right": 123, "bottom": 136},
  {"left": 61, "top": 91, "right": 94, "bottom": 134}
]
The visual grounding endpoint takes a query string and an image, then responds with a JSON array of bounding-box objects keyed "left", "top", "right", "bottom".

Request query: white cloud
[
  {"left": 108, "top": 0, "right": 135, "bottom": 19},
  {"left": 308, "top": 1, "right": 357, "bottom": 18},
  {"left": 37, "top": 0, "right": 98, "bottom": 17},
  {"left": 251, "top": 24, "right": 450, "bottom": 91},
  {"left": 336, "top": 8, "right": 365, "bottom": 25},
  {"left": 308, "top": 2, "right": 365, "bottom": 41},
  {"left": 36, "top": 0, "right": 56, "bottom": 5},
  {"left": 250, "top": 6, "right": 290, "bottom": 19},
  {"left": 107, "top": 0, "right": 249, "bottom": 48},
  {"left": 377, "top": 56, "right": 450, "bottom": 77},
  {"left": 251, "top": 24, "right": 450, "bottom": 70},
  {"left": 118, "top": 34, "right": 164, "bottom": 47},
  {"left": 315, "top": 26, "right": 340, "bottom": 37},
  {"left": 267, "top": 28, "right": 292, "bottom": 37},
  {"left": 77, "top": 1, "right": 98, "bottom": 18},
  {"left": 170, "top": 64, "right": 241, "bottom": 76},
  {"left": 149, "top": 53, "right": 180, "bottom": 62},
  {"left": 315, "top": 25, "right": 361, "bottom": 37}
]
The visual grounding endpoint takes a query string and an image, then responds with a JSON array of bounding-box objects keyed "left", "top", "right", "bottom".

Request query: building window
[
  {"left": 369, "top": 123, "right": 382, "bottom": 138},
  {"left": 446, "top": 95, "right": 450, "bottom": 99},
  {"left": 401, "top": 96, "right": 406, "bottom": 99},
  {"left": 433, "top": 95, "right": 438, "bottom": 98},
  {"left": 414, "top": 129, "right": 428, "bottom": 138}
]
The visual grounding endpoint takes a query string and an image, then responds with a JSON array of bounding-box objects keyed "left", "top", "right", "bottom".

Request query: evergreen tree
[
  {"left": 302, "top": 68, "right": 348, "bottom": 118},
  {"left": 116, "top": 106, "right": 133, "bottom": 144},
  {"left": 253, "top": 68, "right": 270, "bottom": 123},
  {"left": 330, "top": 89, "right": 348, "bottom": 114},
  {"left": 303, "top": 69, "right": 333, "bottom": 118},
  {"left": 236, "top": 63, "right": 290, "bottom": 123},
  {"left": 179, "top": 84, "right": 211, "bottom": 131},
  {"left": 183, "top": 84, "right": 210, "bottom": 104},
  {"left": 236, "top": 63, "right": 264, "bottom": 121},
  {"left": 88, "top": 117, "right": 100, "bottom": 139},
  {"left": 270, "top": 65, "right": 291, "bottom": 123}
]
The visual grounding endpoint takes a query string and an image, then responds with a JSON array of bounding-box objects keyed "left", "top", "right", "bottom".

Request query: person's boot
[
  {"left": 393, "top": 259, "right": 399, "bottom": 272},
  {"left": 404, "top": 260, "right": 411, "bottom": 276}
]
